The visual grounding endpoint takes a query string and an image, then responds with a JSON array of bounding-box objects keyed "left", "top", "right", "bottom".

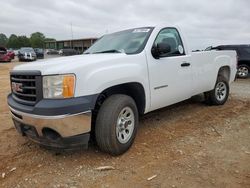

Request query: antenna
[{"left": 70, "top": 22, "right": 74, "bottom": 40}]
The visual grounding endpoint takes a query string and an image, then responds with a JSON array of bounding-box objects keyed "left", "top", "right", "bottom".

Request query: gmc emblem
[{"left": 12, "top": 82, "right": 23, "bottom": 92}]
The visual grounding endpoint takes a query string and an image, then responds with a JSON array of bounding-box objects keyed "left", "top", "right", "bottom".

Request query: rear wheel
[
  {"left": 237, "top": 64, "right": 249, "bottom": 78},
  {"left": 95, "top": 94, "right": 138, "bottom": 155},
  {"left": 204, "top": 76, "right": 229, "bottom": 105}
]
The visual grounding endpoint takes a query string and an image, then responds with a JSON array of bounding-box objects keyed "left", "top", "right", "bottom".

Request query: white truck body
[
  {"left": 14, "top": 26, "right": 237, "bottom": 113},
  {"left": 8, "top": 25, "right": 237, "bottom": 154}
]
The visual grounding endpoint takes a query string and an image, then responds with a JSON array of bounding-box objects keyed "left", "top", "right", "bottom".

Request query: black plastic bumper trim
[
  {"left": 8, "top": 93, "right": 99, "bottom": 116},
  {"left": 29, "top": 133, "right": 90, "bottom": 150}
]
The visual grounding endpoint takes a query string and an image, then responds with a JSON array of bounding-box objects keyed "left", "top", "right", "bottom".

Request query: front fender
[
  {"left": 84, "top": 63, "right": 147, "bottom": 94},
  {"left": 74, "top": 56, "right": 151, "bottom": 112}
]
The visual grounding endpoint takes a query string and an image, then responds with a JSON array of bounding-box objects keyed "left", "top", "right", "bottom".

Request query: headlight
[{"left": 43, "top": 74, "right": 75, "bottom": 98}]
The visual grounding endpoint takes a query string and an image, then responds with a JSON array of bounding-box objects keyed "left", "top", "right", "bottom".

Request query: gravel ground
[{"left": 0, "top": 60, "right": 250, "bottom": 188}]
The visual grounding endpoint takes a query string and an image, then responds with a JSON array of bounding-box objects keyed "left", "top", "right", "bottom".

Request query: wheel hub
[
  {"left": 238, "top": 67, "right": 249, "bottom": 77},
  {"left": 215, "top": 82, "right": 227, "bottom": 101},
  {"left": 116, "top": 107, "right": 135, "bottom": 144}
]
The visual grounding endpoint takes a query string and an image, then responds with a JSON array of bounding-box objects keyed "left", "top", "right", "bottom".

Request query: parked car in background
[
  {"left": 206, "top": 45, "right": 250, "bottom": 78},
  {"left": 59, "top": 48, "right": 78, "bottom": 56},
  {"left": 14, "top": 50, "right": 19, "bottom": 56},
  {"left": 0, "top": 47, "right": 11, "bottom": 62},
  {"left": 34, "top": 48, "right": 44, "bottom": 59},
  {"left": 7, "top": 50, "right": 15, "bottom": 59},
  {"left": 46, "top": 49, "right": 58, "bottom": 55},
  {"left": 18, "top": 47, "right": 37, "bottom": 61},
  {"left": 58, "top": 49, "right": 63, "bottom": 55}
]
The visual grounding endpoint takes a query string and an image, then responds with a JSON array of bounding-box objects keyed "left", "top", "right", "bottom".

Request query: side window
[
  {"left": 241, "top": 47, "right": 250, "bottom": 55},
  {"left": 154, "top": 28, "right": 185, "bottom": 57},
  {"left": 224, "top": 47, "right": 240, "bottom": 56}
]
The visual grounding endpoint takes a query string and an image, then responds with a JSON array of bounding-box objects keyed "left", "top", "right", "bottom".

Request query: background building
[{"left": 45, "top": 38, "right": 97, "bottom": 53}]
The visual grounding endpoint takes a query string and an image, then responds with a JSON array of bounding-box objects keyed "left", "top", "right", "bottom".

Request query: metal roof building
[{"left": 45, "top": 38, "right": 97, "bottom": 52}]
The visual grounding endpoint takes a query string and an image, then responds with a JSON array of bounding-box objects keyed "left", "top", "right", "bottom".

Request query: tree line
[{"left": 0, "top": 32, "right": 55, "bottom": 49}]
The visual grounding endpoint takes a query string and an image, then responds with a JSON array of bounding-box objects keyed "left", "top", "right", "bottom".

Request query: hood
[{"left": 13, "top": 53, "right": 129, "bottom": 75}]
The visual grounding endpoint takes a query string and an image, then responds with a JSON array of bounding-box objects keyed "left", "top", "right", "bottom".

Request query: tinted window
[
  {"left": 220, "top": 47, "right": 236, "bottom": 50},
  {"left": 154, "top": 28, "right": 185, "bottom": 57},
  {"left": 20, "top": 48, "right": 34, "bottom": 53},
  {"left": 35, "top": 49, "right": 44, "bottom": 53},
  {"left": 241, "top": 47, "right": 250, "bottom": 54},
  {"left": 214, "top": 46, "right": 238, "bottom": 55}
]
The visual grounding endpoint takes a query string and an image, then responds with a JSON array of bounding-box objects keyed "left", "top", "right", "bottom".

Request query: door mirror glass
[
  {"left": 151, "top": 42, "right": 171, "bottom": 59},
  {"left": 157, "top": 42, "right": 171, "bottom": 55}
]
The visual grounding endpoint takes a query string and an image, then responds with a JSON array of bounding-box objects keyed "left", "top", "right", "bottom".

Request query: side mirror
[{"left": 151, "top": 42, "right": 171, "bottom": 59}]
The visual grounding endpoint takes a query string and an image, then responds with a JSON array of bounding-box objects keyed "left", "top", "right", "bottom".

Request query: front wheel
[
  {"left": 237, "top": 64, "right": 249, "bottom": 78},
  {"left": 204, "top": 76, "right": 229, "bottom": 105},
  {"left": 95, "top": 94, "right": 138, "bottom": 155}
]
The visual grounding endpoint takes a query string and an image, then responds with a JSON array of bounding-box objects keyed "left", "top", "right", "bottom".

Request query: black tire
[
  {"left": 95, "top": 94, "right": 138, "bottom": 155},
  {"left": 237, "top": 64, "right": 249, "bottom": 79},
  {"left": 204, "top": 76, "right": 229, "bottom": 105}
]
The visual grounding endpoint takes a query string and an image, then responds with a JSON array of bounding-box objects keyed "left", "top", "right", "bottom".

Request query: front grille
[{"left": 10, "top": 71, "right": 42, "bottom": 106}]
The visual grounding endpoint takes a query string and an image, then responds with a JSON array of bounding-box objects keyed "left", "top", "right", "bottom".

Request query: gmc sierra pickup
[{"left": 8, "top": 25, "right": 237, "bottom": 155}]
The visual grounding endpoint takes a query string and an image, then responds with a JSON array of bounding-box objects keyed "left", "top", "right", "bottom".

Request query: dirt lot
[{"left": 0, "top": 60, "right": 250, "bottom": 188}]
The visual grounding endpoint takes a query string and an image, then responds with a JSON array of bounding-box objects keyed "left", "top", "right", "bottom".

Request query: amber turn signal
[{"left": 63, "top": 75, "right": 75, "bottom": 98}]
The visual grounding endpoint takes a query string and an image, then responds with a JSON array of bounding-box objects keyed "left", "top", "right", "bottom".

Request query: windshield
[
  {"left": 20, "top": 48, "right": 34, "bottom": 53},
  {"left": 84, "top": 27, "right": 153, "bottom": 54},
  {"left": 34, "top": 48, "right": 44, "bottom": 53}
]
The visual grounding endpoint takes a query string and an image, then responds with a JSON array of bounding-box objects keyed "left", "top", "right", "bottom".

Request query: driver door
[{"left": 147, "top": 28, "right": 193, "bottom": 111}]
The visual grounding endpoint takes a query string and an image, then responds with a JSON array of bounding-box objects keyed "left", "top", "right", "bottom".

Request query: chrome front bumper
[{"left": 9, "top": 106, "right": 91, "bottom": 138}]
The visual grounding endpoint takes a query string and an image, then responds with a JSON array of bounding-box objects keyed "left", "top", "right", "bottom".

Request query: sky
[{"left": 0, "top": 0, "right": 250, "bottom": 50}]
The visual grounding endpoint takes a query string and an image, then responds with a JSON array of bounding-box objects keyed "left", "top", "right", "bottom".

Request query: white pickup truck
[{"left": 8, "top": 25, "right": 237, "bottom": 155}]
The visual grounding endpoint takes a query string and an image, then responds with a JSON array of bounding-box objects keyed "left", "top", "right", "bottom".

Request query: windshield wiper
[{"left": 93, "top": 49, "right": 123, "bottom": 54}]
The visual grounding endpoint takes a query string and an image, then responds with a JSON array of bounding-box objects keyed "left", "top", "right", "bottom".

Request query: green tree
[
  {"left": 0, "top": 33, "right": 8, "bottom": 47},
  {"left": 30, "top": 32, "right": 45, "bottom": 48},
  {"left": 7, "top": 34, "right": 18, "bottom": 48},
  {"left": 45, "top": 38, "right": 56, "bottom": 42},
  {"left": 17, "top": 36, "right": 31, "bottom": 48}
]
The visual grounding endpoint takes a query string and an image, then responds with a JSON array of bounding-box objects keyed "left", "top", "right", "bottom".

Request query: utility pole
[{"left": 70, "top": 22, "right": 74, "bottom": 49}]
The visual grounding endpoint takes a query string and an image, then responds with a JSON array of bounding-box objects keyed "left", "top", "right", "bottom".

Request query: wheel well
[
  {"left": 90, "top": 83, "right": 145, "bottom": 141},
  {"left": 94, "top": 82, "right": 146, "bottom": 115},
  {"left": 218, "top": 66, "right": 230, "bottom": 82},
  {"left": 238, "top": 61, "right": 250, "bottom": 68}
]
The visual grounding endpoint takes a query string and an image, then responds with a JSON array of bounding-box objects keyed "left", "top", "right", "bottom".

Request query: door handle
[{"left": 181, "top": 62, "right": 190, "bottom": 67}]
